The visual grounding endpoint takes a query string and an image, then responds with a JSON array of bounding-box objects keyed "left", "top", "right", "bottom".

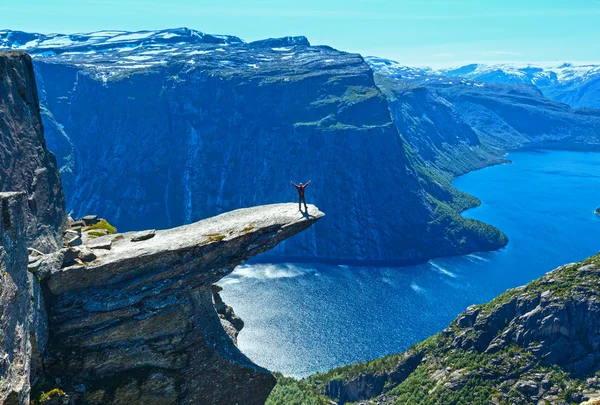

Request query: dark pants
[{"left": 299, "top": 196, "right": 307, "bottom": 211}]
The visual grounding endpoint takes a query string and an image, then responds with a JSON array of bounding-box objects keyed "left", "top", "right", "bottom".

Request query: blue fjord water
[{"left": 220, "top": 150, "right": 600, "bottom": 378}]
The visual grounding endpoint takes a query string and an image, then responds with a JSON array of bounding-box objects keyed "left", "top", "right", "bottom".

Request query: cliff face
[
  {"left": 427, "top": 79, "right": 600, "bottom": 150},
  {"left": 0, "top": 29, "right": 507, "bottom": 263},
  {"left": 0, "top": 192, "right": 32, "bottom": 405},
  {"left": 0, "top": 50, "right": 64, "bottom": 405},
  {"left": 33, "top": 53, "right": 425, "bottom": 262},
  {"left": 374, "top": 74, "right": 506, "bottom": 177},
  {"left": 289, "top": 253, "right": 600, "bottom": 405},
  {"left": 0, "top": 51, "right": 66, "bottom": 251}
]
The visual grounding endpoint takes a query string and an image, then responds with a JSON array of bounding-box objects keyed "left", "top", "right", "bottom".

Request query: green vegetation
[
  {"left": 87, "top": 231, "right": 107, "bottom": 239},
  {"left": 204, "top": 233, "right": 227, "bottom": 243},
  {"left": 266, "top": 253, "right": 600, "bottom": 405},
  {"left": 265, "top": 373, "right": 331, "bottom": 405},
  {"left": 84, "top": 219, "right": 116, "bottom": 234},
  {"left": 477, "top": 251, "right": 600, "bottom": 313},
  {"left": 427, "top": 195, "right": 508, "bottom": 252},
  {"left": 242, "top": 226, "right": 255, "bottom": 233},
  {"left": 34, "top": 388, "right": 65, "bottom": 403},
  {"left": 310, "top": 85, "right": 383, "bottom": 107}
]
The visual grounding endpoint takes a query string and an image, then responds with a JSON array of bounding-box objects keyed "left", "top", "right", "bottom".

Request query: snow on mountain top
[
  {"left": 0, "top": 28, "right": 353, "bottom": 83},
  {"left": 366, "top": 56, "right": 600, "bottom": 86},
  {"left": 438, "top": 62, "right": 600, "bottom": 84},
  {"left": 105, "top": 32, "right": 155, "bottom": 42}
]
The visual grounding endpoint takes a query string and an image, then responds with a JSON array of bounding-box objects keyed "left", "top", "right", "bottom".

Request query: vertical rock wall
[
  {"left": 0, "top": 192, "right": 31, "bottom": 404},
  {"left": 0, "top": 51, "right": 66, "bottom": 252}
]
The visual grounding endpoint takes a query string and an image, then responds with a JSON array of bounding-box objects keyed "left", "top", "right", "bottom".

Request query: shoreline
[{"left": 256, "top": 145, "right": 600, "bottom": 268}]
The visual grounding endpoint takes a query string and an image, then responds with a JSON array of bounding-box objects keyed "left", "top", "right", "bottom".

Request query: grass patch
[
  {"left": 204, "top": 233, "right": 227, "bottom": 243},
  {"left": 310, "top": 85, "right": 383, "bottom": 107},
  {"left": 84, "top": 219, "right": 116, "bottom": 234},
  {"left": 87, "top": 231, "right": 107, "bottom": 239},
  {"left": 35, "top": 388, "right": 65, "bottom": 403},
  {"left": 242, "top": 226, "right": 255, "bottom": 233}
]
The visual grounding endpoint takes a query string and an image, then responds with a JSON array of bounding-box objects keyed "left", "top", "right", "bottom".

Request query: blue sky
[{"left": 4, "top": 0, "right": 600, "bottom": 66}]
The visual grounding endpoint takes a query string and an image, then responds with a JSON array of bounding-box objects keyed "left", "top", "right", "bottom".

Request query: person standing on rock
[{"left": 291, "top": 180, "right": 311, "bottom": 212}]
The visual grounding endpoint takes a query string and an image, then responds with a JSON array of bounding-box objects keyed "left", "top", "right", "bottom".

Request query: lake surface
[{"left": 220, "top": 150, "right": 600, "bottom": 378}]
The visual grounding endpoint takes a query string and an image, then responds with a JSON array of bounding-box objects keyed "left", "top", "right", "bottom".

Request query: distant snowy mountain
[
  {"left": 366, "top": 56, "right": 600, "bottom": 109},
  {"left": 439, "top": 62, "right": 600, "bottom": 109},
  {"left": 440, "top": 62, "right": 600, "bottom": 86},
  {"left": 364, "top": 56, "right": 431, "bottom": 80},
  {"left": 0, "top": 27, "right": 244, "bottom": 53}
]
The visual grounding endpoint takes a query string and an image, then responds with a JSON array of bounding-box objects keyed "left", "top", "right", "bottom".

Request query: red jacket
[{"left": 292, "top": 181, "right": 310, "bottom": 198}]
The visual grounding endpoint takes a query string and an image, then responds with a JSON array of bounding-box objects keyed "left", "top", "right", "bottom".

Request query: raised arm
[
  {"left": 305, "top": 180, "right": 311, "bottom": 186},
  {"left": 291, "top": 181, "right": 298, "bottom": 187}
]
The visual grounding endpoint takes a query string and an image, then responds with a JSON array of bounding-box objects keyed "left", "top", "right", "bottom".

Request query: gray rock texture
[
  {"left": 0, "top": 192, "right": 31, "bottom": 405},
  {"left": 0, "top": 51, "right": 66, "bottom": 252},
  {"left": 34, "top": 203, "right": 323, "bottom": 404},
  {"left": 0, "top": 192, "right": 49, "bottom": 405}
]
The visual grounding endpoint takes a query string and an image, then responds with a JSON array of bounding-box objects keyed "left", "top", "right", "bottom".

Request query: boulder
[{"left": 82, "top": 215, "right": 99, "bottom": 225}]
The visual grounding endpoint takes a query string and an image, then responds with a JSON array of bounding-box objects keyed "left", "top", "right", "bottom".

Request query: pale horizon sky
[{"left": 3, "top": 0, "right": 600, "bottom": 67}]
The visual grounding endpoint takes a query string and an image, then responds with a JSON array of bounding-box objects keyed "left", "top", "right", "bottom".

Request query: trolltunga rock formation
[
  {"left": 0, "top": 49, "right": 324, "bottom": 405},
  {"left": 31, "top": 203, "right": 323, "bottom": 404}
]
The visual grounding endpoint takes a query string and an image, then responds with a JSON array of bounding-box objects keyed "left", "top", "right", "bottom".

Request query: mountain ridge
[{"left": 366, "top": 56, "right": 600, "bottom": 109}]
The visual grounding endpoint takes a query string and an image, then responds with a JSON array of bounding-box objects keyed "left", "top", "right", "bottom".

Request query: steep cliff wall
[
  {"left": 0, "top": 192, "right": 32, "bottom": 405},
  {"left": 0, "top": 50, "right": 63, "bottom": 405},
  {"left": 33, "top": 53, "right": 431, "bottom": 262},
  {"left": 0, "top": 51, "right": 66, "bottom": 251},
  {"left": 374, "top": 74, "right": 506, "bottom": 177},
  {"left": 0, "top": 29, "right": 505, "bottom": 263},
  {"left": 427, "top": 80, "right": 600, "bottom": 150}
]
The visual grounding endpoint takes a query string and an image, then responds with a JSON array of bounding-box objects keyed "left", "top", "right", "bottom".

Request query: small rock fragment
[{"left": 131, "top": 230, "right": 156, "bottom": 242}]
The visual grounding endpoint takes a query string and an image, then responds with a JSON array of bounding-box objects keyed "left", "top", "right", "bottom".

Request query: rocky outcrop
[
  {"left": 30, "top": 203, "right": 323, "bottom": 404},
  {"left": 302, "top": 254, "right": 600, "bottom": 405},
  {"left": 0, "top": 51, "right": 66, "bottom": 251}
]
